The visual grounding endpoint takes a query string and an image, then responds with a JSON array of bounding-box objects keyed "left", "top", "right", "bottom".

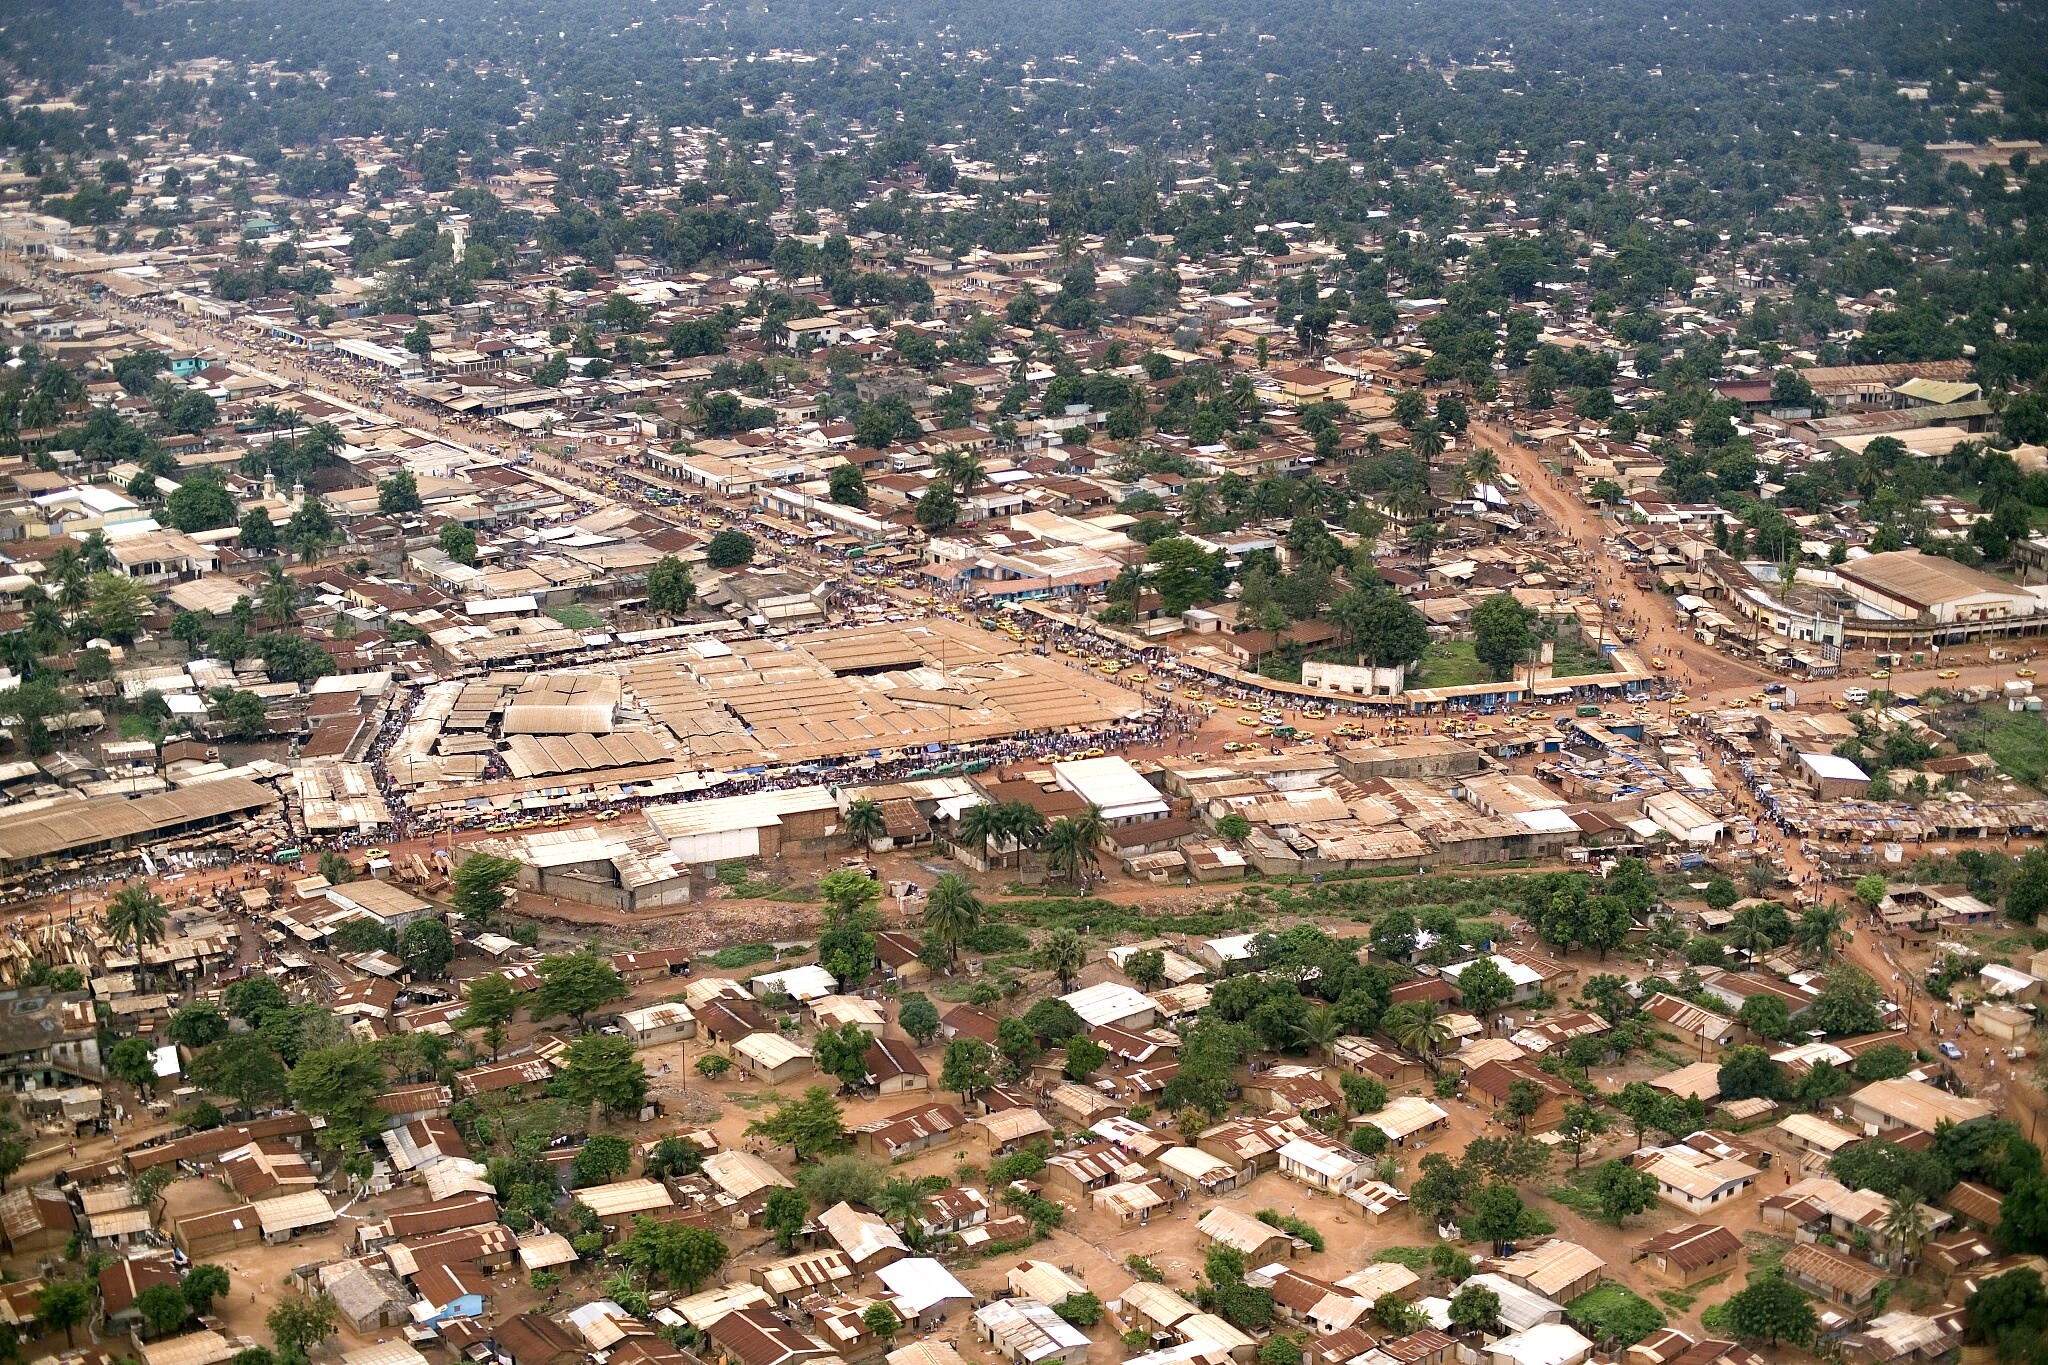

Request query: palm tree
[
  {"left": 1037, "top": 927, "right": 1087, "bottom": 992},
  {"left": 1296, "top": 1005, "right": 1342, "bottom": 1062},
  {"left": 1042, "top": 817, "right": 1101, "bottom": 890},
  {"left": 998, "top": 800, "right": 1048, "bottom": 870},
  {"left": 1794, "top": 905, "right": 1845, "bottom": 965},
  {"left": 843, "top": 798, "right": 887, "bottom": 851},
  {"left": 934, "top": 451, "right": 986, "bottom": 496},
  {"left": 259, "top": 564, "right": 297, "bottom": 626},
  {"left": 875, "top": 1177, "right": 928, "bottom": 1231},
  {"left": 1728, "top": 906, "right": 1777, "bottom": 970},
  {"left": 1382, "top": 1000, "right": 1451, "bottom": 1074},
  {"left": 1878, "top": 1194, "right": 1930, "bottom": 1272},
  {"left": 922, "top": 874, "right": 983, "bottom": 961},
  {"left": 106, "top": 884, "right": 168, "bottom": 987},
  {"left": 1386, "top": 479, "right": 1431, "bottom": 524},
  {"left": 79, "top": 530, "right": 114, "bottom": 574},
  {"left": 1464, "top": 446, "right": 1501, "bottom": 485},
  {"left": 955, "top": 801, "right": 1008, "bottom": 869},
  {"left": 1409, "top": 419, "right": 1446, "bottom": 464},
  {"left": 251, "top": 402, "right": 289, "bottom": 434}
]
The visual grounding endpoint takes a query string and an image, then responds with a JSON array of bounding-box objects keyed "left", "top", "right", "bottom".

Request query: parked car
[{"left": 1938, "top": 1041, "right": 1964, "bottom": 1061}]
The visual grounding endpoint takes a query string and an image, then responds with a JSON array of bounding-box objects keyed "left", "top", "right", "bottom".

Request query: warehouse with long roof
[{"left": 0, "top": 776, "right": 279, "bottom": 873}]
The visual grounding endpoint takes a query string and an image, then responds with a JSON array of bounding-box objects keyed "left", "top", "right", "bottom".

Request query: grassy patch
[
  {"left": 1698, "top": 1302, "right": 1732, "bottom": 1334},
  {"left": 1942, "top": 703, "right": 2048, "bottom": 785},
  {"left": 118, "top": 714, "right": 156, "bottom": 740},
  {"left": 1545, "top": 1181, "right": 1605, "bottom": 1217},
  {"left": 995, "top": 896, "right": 1263, "bottom": 939},
  {"left": 1565, "top": 1284, "right": 1666, "bottom": 1348},
  {"left": 722, "top": 1091, "right": 771, "bottom": 1110},
  {"left": 1744, "top": 1234, "right": 1791, "bottom": 1275},
  {"left": 1655, "top": 1289, "right": 1697, "bottom": 1311},
  {"left": 708, "top": 942, "right": 777, "bottom": 970},
  {"left": 1551, "top": 622, "right": 1617, "bottom": 678},
  {"left": 1410, "top": 639, "right": 1494, "bottom": 689},
  {"left": 546, "top": 603, "right": 603, "bottom": 630},
  {"left": 1370, "top": 1246, "right": 1433, "bottom": 1272},
  {"left": 716, "top": 861, "right": 797, "bottom": 900}
]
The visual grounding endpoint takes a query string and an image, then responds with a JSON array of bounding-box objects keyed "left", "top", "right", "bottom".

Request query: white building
[{"left": 1051, "top": 756, "right": 1170, "bottom": 825}]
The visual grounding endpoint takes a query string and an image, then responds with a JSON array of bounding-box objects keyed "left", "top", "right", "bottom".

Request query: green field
[
  {"left": 547, "top": 603, "right": 603, "bottom": 630},
  {"left": 1942, "top": 704, "right": 2048, "bottom": 785},
  {"left": 1409, "top": 639, "right": 1494, "bottom": 689},
  {"left": 1550, "top": 626, "right": 1616, "bottom": 679}
]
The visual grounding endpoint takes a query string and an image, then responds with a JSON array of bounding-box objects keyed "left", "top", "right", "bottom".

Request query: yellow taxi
[
  {"left": 1302, "top": 705, "right": 1326, "bottom": 719},
  {"left": 1870, "top": 668, "right": 1891, "bottom": 680},
  {"left": 1237, "top": 715, "right": 1260, "bottom": 727},
  {"left": 1223, "top": 741, "right": 1250, "bottom": 752},
  {"left": 1938, "top": 669, "right": 1959, "bottom": 679},
  {"left": 1651, "top": 657, "right": 1668, "bottom": 671},
  {"left": 1182, "top": 687, "right": 1204, "bottom": 699},
  {"left": 2022, "top": 668, "right": 2039, "bottom": 679}
]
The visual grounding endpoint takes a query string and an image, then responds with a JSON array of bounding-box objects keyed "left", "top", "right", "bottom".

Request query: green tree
[
  {"left": 573, "top": 1134, "right": 633, "bottom": 1186},
  {"left": 828, "top": 464, "right": 868, "bottom": 508},
  {"left": 1064, "top": 1036, "right": 1108, "bottom": 1080},
  {"left": 456, "top": 973, "right": 518, "bottom": 1060},
  {"left": 451, "top": 852, "right": 521, "bottom": 927},
  {"left": 289, "top": 1041, "right": 388, "bottom": 1147},
  {"left": 1593, "top": 1158, "right": 1659, "bottom": 1225},
  {"left": 1466, "top": 1182, "right": 1528, "bottom": 1253},
  {"left": 399, "top": 919, "right": 454, "bottom": 979},
  {"left": 915, "top": 480, "right": 960, "bottom": 531},
  {"left": 1738, "top": 994, "right": 1790, "bottom": 1043},
  {"left": 843, "top": 798, "right": 886, "bottom": 850},
  {"left": 107, "top": 883, "right": 168, "bottom": 956},
  {"left": 1453, "top": 958, "right": 1515, "bottom": 1031},
  {"left": 1124, "top": 949, "right": 1168, "bottom": 991},
  {"left": 560, "top": 1034, "right": 650, "bottom": 1115},
  {"left": 747, "top": 1086, "right": 849, "bottom": 1161},
  {"left": 165, "top": 473, "right": 236, "bottom": 532},
  {"left": 134, "top": 1282, "right": 192, "bottom": 1338},
  {"left": 183, "top": 1264, "right": 230, "bottom": 1316},
  {"left": 108, "top": 1036, "right": 158, "bottom": 1089},
  {"left": 1448, "top": 1284, "right": 1502, "bottom": 1335},
  {"left": 1808, "top": 968, "right": 1886, "bottom": 1037},
  {"left": 1472, "top": 593, "right": 1536, "bottom": 680},
  {"left": 647, "top": 556, "right": 696, "bottom": 615},
  {"left": 169, "top": 1003, "right": 229, "bottom": 1050},
  {"left": 1722, "top": 1273, "right": 1818, "bottom": 1348},
  {"left": 1557, "top": 1102, "right": 1610, "bottom": 1171},
  {"left": 377, "top": 469, "right": 423, "bottom": 515},
  {"left": 899, "top": 994, "right": 941, "bottom": 1046},
  {"left": 88, "top": 572, "right": 152, "bottom": 642},
  {"left": 1854, "top": 874, "right": 1888, "bottom": 908},
  {"left": 1718, "top": 1045, "right": 1789, "bottom": 1102},
  {"left": 190, "top": 1032, "right": 290, "bottom": 1111},
  {"left": 763, "top": 1187, "right": 809, "bottom": 1251},
  {"left": 922, "top": 874, "right": 983, "bottom": 960},
  {"left": 35, "top": 1280, "right": 92, "bottom": 1347},
  {"left": 439, "top": 521, "right": 478, "bottom": 565},
  {"left": 535, "top": 951, "right": 628, "bottom": 1031},
  {"left": 239, "top": 507, "right": 278, "bottom": 553},
  {"left": 1037, "top": 927, "right": 1087, "bottom": 992},
  {"left": 266, "top": 1293, "right": 339, "bottom": 1358},
  {"left": 815, "top": 1022, "right": 875, "bottom": 1091},
  {"left": 705, "top": 530, "right": 754, "bottom": 567},
  {"left": 940, "top": 1037, "right": 995, "bottom": 1105}
]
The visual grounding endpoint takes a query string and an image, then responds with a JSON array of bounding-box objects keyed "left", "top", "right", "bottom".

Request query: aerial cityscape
[{"left": 0, "top": 1, "right": 2045, "bottom": 1364}]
